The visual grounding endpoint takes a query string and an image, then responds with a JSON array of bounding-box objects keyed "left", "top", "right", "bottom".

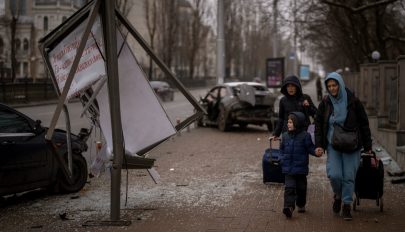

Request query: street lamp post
[{"left": 217, "top": 0, "right": 225, "bottom": 84}]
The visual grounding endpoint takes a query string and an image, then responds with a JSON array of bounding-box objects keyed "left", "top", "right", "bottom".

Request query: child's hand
[
  {"left": 269, "top": 135, "right": 279, "bottom": 141},
  {"left": 315, "top": 147, "right": 324, "bottom": 157}
]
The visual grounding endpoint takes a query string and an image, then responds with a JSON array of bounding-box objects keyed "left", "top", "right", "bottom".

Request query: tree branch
[
  {"left": 321, "top": 0, "right": 400, "bottom": 13},
  {"left": 384, "top": 36, "right": 405, "bottom": 42}
]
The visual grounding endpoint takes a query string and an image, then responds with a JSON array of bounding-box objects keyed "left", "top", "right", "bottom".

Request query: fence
[
  {"left": 343, "top": 56, "right": 405, "bottom": 170},
  {"left": 0, "top": 81, "right": 57, "bottom": 105}
]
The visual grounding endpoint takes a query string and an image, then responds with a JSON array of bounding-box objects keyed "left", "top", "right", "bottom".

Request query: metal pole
[
  {"left": 217, "top": 0, "right": 225, "bottom": 84},
  {"left": 272, "top": 0, "right": 278, "bottom": 58},
  {"left": 63, "top": 104, "right": 73, "bottom": 176},
  {"left": 101, "top": 0, "right": 125, "bottom": 221},
  {"left": 293, "top": 0, "right": 297, "bottom": 75}
]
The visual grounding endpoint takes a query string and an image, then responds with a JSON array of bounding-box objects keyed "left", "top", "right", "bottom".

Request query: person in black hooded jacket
[{"left": 272, "top": 75, "right": 317, "bottom": 138}]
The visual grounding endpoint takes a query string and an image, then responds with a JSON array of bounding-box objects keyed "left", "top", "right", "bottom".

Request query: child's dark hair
[{"left": 288, "top": 114, "right": 297, "bottom": 128}]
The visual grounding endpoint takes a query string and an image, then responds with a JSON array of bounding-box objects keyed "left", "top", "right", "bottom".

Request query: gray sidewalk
[
  {"left": 1, "top": 126, "right": 405, "bottom": 232},
  {"left": 2, "top": 79, "right": 404, "bottom": 232}
]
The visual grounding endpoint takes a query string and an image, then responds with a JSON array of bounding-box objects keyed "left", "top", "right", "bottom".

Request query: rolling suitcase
[
  {"left": 262, "top": 138, "right": 284, "bottom": 183},
  {"left": 354, "top": 151, "right": 384, "bottom": 212}
]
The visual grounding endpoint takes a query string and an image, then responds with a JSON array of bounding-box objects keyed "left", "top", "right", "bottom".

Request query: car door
[
  {"left": 0, "top": 107, "right": 50, "bottom": 191},
  {"left": 205, "top": 87, "right": 221, "bottom": 120}
]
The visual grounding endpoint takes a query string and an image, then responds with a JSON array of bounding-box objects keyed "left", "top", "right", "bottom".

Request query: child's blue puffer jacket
[{"left": 280, "top": 112, "right": 316, "bottom": 175}]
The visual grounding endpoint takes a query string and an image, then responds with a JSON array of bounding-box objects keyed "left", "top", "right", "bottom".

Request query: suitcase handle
[
  {"left": 268, "top": 137, "right": 281, "bottom": 163},
  {"left": 268, "top": 137, "right": 279, "bottom": 150},
  {"left": 361, "top": 150, "right": 377, "bottom": 158}
]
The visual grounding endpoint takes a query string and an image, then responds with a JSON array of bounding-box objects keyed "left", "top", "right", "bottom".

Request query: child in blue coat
[{"left": 280, "top": 111, "right": 321, "bottom": 218}]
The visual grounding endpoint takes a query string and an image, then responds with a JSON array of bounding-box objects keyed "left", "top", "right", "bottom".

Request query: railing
[{"left": 0, "top": 81, "right": 57, "bottom": 105}]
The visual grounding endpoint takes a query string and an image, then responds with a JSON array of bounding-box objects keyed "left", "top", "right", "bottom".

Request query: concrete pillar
[
  {"left": 397, "top": 56, "right": 405, "bottom": 132},
  {"left": 368, "top": 64, "right": 379, "bottom": 116},
  {"left": 349, "top": 72, "right": 359, "bottom": 97},
  {"left": 377, "top": 60, "right": 396, "bottom": 127},
  {"left": 343, "top": 72, "right": 354, "bottom": 91},
  {"left": 359, "top": 64, "right": 368, "bottom": 104},
  {"left": 360, "top": 63, "right": 378, "bottom": 115}
]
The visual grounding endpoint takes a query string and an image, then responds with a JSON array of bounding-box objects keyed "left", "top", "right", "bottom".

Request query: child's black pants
[{"left": 284, "top": 174, "right": 307, "bottom": 208}]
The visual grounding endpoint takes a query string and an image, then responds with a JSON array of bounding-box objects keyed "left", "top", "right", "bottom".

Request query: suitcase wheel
[
  {"left": 379, "top": 197, "right": 383, "bottom": 212},
  {"left": 353, "top": 196, "right": 358, "bottom": 211}
]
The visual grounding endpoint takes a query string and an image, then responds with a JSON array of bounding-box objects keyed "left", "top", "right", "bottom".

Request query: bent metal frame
[{"left": 38, "top": 0, "right": 205, "bottom": 224}]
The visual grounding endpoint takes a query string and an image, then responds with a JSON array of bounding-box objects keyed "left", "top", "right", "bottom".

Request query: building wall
[{"left": 31, "top": 0, "right": 83, "bottom": 81}]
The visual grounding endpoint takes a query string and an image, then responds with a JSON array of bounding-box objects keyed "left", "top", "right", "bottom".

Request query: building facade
[
  {"left": 0, "top": 0, "right": 216, "bottom": 84},
  {"left": 0, "top": 0, "right": 84, "bottom": 82}
]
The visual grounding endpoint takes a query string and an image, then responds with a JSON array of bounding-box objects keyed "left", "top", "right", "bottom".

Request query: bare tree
[
  {"left": 185, "top": 0, "right": 209, "bottom": 80},
  {"left": 158, "top": 1, "right": 179, "bottom": 71},
  {"left": 9, "top": 1, "right": 21, "bottom": 83},
  {"left": 116, "top": 0, "right": 133, "bottom": 18},
  {"left": 300, "top": 0, "right": 405, "bottom": 71},
  {"left": 145, "top": 0, "right": 158, "bottom": 80},
  {"left": 223, "top": 0, "right": 245, "bottom": 79}
]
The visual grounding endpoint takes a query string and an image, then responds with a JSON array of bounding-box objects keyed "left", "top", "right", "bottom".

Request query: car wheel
[
  {"left": 217, "top": 106, "right": 231, "bottom": 132},
  {"left": 58, "top": 153, "right": 88, "bottom": 193}
]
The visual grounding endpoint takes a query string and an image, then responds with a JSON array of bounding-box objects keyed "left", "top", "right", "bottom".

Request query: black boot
[
  {"left": 333, "top": 195, "right": 342, "bottom": 214},
  {"left": 283, "top": 207, "right": 294, "bottom": 218},
  {"left": 342, "top": 204, "right": 352, "bottom": 221}
]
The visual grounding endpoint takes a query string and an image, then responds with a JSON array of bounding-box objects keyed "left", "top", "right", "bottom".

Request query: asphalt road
[{"left": 16, "top": 88, "right": 209, "bottom": 134}]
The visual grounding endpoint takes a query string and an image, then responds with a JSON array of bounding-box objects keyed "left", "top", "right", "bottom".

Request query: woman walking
[{"left": 314, "top": 72, "right": 372, "bottom": 221}]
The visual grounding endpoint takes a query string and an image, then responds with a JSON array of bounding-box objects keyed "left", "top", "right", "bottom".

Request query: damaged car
[
  {"left": 0, "top": 103, "right": 89, "bottom": 196},
  {"left": 197, "top": 82, "right": 277, "bottom": 131},
  {"left": 150, "top": 81, "right": 175, "bottom": 102}
]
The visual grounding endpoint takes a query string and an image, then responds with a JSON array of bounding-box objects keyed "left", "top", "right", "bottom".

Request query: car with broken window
[
  {"left": 197, "top": 82, "right": 277, "bottom": 131},
  {"left": 0, "top": 103, "right": 89, "bottom": 196},
  {"left": 150, "top": 81, "right": 175, "bottom": 102}
]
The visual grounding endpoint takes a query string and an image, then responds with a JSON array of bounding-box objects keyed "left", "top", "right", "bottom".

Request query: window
[
  {"left": 23, "top": 62, "right": 28, "bottom": 77},
  {"left": 0, "top": 37, "right": 3, "bottom": 54},
  {"left": 44, "top": 16, "right": 48, "bottom": 31},
  {"left": 23, "top": 38, "right": 29, "bottom": 51},
  {"left": 207, "top": 88, "right": 219, "bottom": 102},
  {"left": 15, "top": 39, "right": 21, "bottom": 51},
  {"left": 16, "top": 62, "right": 21, "bottom": 76},
  {"left": 0, "top": 109, "right": 32, "bottom": 133},
  {"left": 220, "top": 87, "right": 227, "bottom": 98}
]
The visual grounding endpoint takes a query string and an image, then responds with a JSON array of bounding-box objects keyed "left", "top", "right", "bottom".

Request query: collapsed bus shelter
[{"left": 38, "top": 0, "right": 204, "bottom": 224}]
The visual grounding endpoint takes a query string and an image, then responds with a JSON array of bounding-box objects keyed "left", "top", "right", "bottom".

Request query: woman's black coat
[{"left": 314, "top": 88, "right": 372, "bottom": 151}]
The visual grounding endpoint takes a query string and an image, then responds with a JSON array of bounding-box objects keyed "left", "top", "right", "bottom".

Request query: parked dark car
[
  {"left": 0, "top": 103, "right": 89, "bottom": 196},
  {"left": 150, "top": 81, "right": 175, "bottom": 102},
  {"left": 197, "top": 82, "right": 277, "bottom": 131}
]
